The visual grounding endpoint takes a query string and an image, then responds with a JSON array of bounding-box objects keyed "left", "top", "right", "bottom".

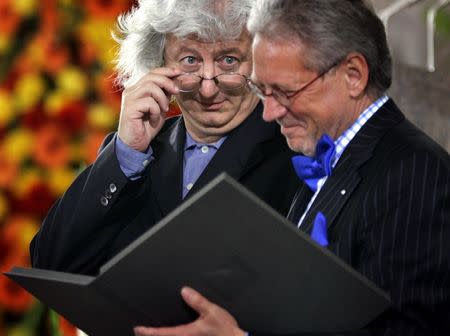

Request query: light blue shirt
[
  {"left": 115, "top": 132, "right": 226, "bottom": 199},
  {"left": 297, "top": 95, "right": 389, "bottom": 227}
]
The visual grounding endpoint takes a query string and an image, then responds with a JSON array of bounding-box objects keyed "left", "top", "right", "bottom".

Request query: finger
[
  {"left": 181, "top": 287, "right": 214, "bottom": 316},
  {"left": 134, "top": 322, "right": 196, "bottom": 336},
  {"left": 125, "top": 81, "right": 173, "bottom": 111},
  {"left": 132, "top": 97, "right": 164, "bottom": 119},
  {"left": 151, "top": 66, "right": 182, "bottom": 77},
  {"left": 133, "top": 67, "right": 181, "bottom": 95}
]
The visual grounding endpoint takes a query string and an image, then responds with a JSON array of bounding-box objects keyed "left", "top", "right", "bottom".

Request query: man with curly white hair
[{"left": 31, "top": 0, "right": 297, "bottom": 279}]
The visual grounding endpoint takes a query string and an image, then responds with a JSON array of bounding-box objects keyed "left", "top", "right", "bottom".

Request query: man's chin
[{"left": 286, "top": 138, "right": 315, "bottom": 156}]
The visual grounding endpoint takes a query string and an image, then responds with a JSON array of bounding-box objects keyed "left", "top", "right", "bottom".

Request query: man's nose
[
  {"left": 198, "top": 64, "right": 220, "bottom": 97},
  {"left": 262, "top": 96, "right": 288, "bottom": 122}
]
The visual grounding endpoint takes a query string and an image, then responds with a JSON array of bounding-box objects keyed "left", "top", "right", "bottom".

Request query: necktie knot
[{"left": 291, "top": 134, "right": 336, "bottom": 192}]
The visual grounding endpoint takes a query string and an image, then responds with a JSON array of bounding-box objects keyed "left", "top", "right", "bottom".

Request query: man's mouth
[{"left": 197, "top": 100, "right": 226, "bottom": 111}]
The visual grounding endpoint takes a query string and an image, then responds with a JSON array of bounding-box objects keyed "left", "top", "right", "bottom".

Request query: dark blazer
[
  {"left": 30, "top": 104, "right": 299, "bottom": 275},
  {"left": 287, "top": 99, "right": 450, "bottom": 336}
]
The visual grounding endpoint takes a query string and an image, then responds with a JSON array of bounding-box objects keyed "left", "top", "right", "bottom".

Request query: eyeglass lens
[{"left": 174, "top": 73, "right": 247, "bottom": 92}]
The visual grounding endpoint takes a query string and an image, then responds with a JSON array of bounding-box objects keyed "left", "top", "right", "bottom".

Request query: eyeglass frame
[
  {"left": 173, "top": 72, "right": 251, "bottom": 93},
  {"left": 247, "top": 61, "right": 341, "bottom": 107}
]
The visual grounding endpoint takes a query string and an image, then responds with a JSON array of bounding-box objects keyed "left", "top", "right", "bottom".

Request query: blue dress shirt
[{"left": 115, "top": 132, "right": 226, "bottom": 198}]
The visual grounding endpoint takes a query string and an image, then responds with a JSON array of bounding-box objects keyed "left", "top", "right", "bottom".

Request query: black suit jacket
[
  {"left": 287, "top": 99, "right": 450, "bottom": 336},
  {"left": 30, "top": 104, "right": 299, "bottom": 275}
]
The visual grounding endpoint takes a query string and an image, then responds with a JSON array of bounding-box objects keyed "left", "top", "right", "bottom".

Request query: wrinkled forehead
[{"left": 164, "top": 31, "right": 253, "bottom": 57}]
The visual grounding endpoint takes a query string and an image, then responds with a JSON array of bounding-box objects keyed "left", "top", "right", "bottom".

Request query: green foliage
[{"left": 436, "top": 9, "right": 450, "bottom": 37}]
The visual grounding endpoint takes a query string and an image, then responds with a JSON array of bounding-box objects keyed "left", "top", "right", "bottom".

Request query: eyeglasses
[
  {"left": 173, "top": 72, "right": 249, "bottom": 93},
  {"left": 247, "top": 62, "right": 339, "bottom": 107}
]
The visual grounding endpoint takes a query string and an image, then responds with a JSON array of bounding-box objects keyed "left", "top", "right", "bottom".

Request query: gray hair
[
  {"left": 114, "top": 0, "right": 254, "bottom": 87},
  {"left": 247, "top": 0, "right": 392, "bottom": 97}
]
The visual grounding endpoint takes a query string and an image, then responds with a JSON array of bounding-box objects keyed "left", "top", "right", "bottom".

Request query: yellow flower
[
  {"left": 0, "top": 33, "right": 11, "bottom": 53},
  {"left": 11, "top": 0, "right": 38, "bottom": 16},
  {"left": 56, "top": 66, "right": 89, "bottom": 100},
  {"left": 0, "top": 90, "right": 15, "bottom": 127},
  {"left": 78, "top": 18, "right": 118, "bottom": 69},
  {"left": 88, "top": 103, "right": 117, "bottom": 129},
  {"left": 17, "top": 216, "right": 39, "bottom": 251},
  {"left": 14, "top": 73, "right": 46, "bottom": 112},
  {"left": 3, "top": 129, "right": 34, "bottom": 163},
  {"left": 46, "top": 167, "right": 77, "bottom": 196},
  {"left": 12, "top": 168, "right": 42, "bottom": 198},
  {"left": 0, "top": 192, "right": 8, "bottom": 221},
  {"left": 45, "top": 89, "right": 69, "bottom": 116},
  {"left": 6, "top": 326, "right": 32, "bottom": 336}
]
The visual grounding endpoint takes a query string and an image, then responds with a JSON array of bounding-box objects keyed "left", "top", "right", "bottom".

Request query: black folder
[{"left": 5, "top": 174, "right": 390, "bottom": 336}]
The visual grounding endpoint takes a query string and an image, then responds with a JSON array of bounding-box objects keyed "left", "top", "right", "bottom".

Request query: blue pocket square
[{"left": 310, "top": 211, "right": 329, "bottom": 246}]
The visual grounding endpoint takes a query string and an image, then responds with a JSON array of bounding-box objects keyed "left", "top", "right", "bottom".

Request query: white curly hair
[{"left": 114, "top": 0, "right": 254, "bottom": 88}]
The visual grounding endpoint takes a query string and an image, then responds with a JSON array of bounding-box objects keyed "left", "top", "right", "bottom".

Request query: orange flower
[
  {"left": 83, "top": 130, "right": 109, "bottom": 164},
  {"left": 0, "top": 2, "right": 20, "bottom": 35},
  {"left": 54, "top": 100, "right": 88, "bottom": 134},
  {"left": 77, "top": 37, "right": 97, "bottom": 67},
  {"left": 38, "top": 0, "right": 59, "bottom": 36},
  {"left": 10, "top": 180, "right": 56, "bottom": 217},
  {"left": 167, "top": 101, "right": 181, "bottom": 118},
  {"left": 82, "top": 0, "right": 131, "bottom": 19},
  {"left": 0, "top": 252, "right": 34, "bottom": 313},
  {"left": 96, "top": 71, "right": 123, "bottom": 110},
  {"left": 0, "top": 215, "right": 38, "bottom": 313},
  {"left": 58, "top": 316, "right": 77, "bottom": 336},
  {"left": 37, "top": 34, "right": 71, "bottom": 74},
  {"left": 0, "top": 153, "right": 19, "bottom": 189},
  {"left": 33, "top": 124, "right": 71, "bottom": 168}
]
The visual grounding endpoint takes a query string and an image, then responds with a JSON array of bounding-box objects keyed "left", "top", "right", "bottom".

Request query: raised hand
[{"left": 118, "top": 67, "right": 181, "bottom": 152}]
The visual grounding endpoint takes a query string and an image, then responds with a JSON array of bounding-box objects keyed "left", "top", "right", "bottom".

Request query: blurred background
[{"left": 0, "top": 0, "right": 448, "bottom": 335}]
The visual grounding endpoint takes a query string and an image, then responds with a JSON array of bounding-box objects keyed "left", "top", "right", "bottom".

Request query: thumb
[{"left": 181, "top": 286, "right": 213, "bottom": 315}]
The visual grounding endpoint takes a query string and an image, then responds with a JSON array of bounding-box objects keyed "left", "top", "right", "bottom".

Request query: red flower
[
  {"left": 167, "top": 101, "right": 181, "bottom": 118},
  {"left": 82, "top": 0, "right": 132, "bottom": 19},
  {"left": 58, "top": 316, "right": 77, "bottom": 336},
  {"left": 38, "top": 34, "right": 71, "bottom": 75},
  {"left": 0, "top": 216, "right": 38, "bottom": 313},
  {"left": 33, "top": 124, "right": 71, "bottom": 169},
  {"left": 54, "top": 100, "right": 88, "bottom": 134},
  {"left": 0, "top": 155, "right": 19, "bottom": 189},
  {"left": 10, "top": 182, "right": 56, "bottom": 217},
  {"left": 0, "top": 3, "right": 20, "bottom": 35},
  {"left": 20, "top": 104, "right": 47, "bottom": 130},
  {"left": 96, "top": 72, "right": 123, "bottom": 110},
  {"left": 83, "top": 130, "right": 109, "bottom": 164}
]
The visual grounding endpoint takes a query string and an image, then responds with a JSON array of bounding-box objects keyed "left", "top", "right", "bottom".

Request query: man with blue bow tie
[{"left": 135, "top": 1, "right": 449, "bottom": 336}]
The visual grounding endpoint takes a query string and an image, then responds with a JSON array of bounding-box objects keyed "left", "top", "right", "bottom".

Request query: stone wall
[
  {"left": 389, "top": 63, "right": 450, "bottom": 153},
  {"left": 371, "top": 0, "right": 450, "bottom": 153}
]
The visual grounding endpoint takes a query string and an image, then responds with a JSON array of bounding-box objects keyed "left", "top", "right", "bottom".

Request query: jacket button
[
  {"left": 100, "top": 196, "right": 109, "bottom": 206},
  {"left": 109, "top": 183, "right": 117, "bottom": 193},
  {"left": 105, "top": 190, "right": 113, "bottom": 199}
]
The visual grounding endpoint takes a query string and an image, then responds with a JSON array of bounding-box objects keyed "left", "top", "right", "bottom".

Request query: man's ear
[{"left": 342, "top": 52, "right": 369, "bottom": 98}]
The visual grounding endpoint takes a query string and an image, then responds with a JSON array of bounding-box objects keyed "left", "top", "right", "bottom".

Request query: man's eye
[
  {"left": 284, "top": 91, "right": 297, "bottom": 98},
  {"left": 180, "top": 56, "right": 198, "bottom": 65},
  {"left": 219, "top": 56, "right": 239, "bottom": 66}
]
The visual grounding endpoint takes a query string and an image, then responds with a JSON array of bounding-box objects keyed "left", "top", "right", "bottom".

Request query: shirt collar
[
  {"left": 332, "top": 95, "right": 389, "bottom": 167},
  {"left": 184, "top": 131, "right": 227, "bottom": 151}
]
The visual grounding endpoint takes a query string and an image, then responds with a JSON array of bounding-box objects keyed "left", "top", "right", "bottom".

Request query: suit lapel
[
  {"left": 300, "top": 99, "right": 405, "bottom": 234},
  {"left": 149, "top": 118, "right": 185, "bottom": 215},
  {"left": 287, "top": 184, "right": 313, "bottom": 224}
]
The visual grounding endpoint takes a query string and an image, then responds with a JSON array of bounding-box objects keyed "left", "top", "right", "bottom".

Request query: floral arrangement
[{"left": 0, "top": 0, "right": 142, "bottom": 334}]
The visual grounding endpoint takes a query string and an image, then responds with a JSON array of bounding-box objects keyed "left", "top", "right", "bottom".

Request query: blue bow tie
[{"left": 291, "top": 134, "right": 336, "bottom": 192}]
